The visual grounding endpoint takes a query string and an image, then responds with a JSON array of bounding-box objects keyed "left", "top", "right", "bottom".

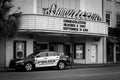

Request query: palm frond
[{"left": 0, "top": 0, "right": 22, "bottom": 39}]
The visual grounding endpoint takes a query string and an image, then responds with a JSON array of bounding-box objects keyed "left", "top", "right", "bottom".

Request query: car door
[
  {"left": 46, "top": 52, "right": 60, "bottom": 67},
  {"left": 35, "top": 52, "right": 48, "bottom": 68}
]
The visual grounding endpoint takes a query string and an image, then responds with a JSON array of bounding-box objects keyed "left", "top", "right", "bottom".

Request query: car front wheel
[
  {"left": 57, "top": 61, "right": 66, "bottom": 70},
  {"left": 24, "top": 63, "right": 33, "bottom": 71}
]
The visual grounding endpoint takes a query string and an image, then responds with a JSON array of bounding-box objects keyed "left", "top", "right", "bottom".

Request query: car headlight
[{"left": 16, "top": 60, "right": 24, "bottom": 63}]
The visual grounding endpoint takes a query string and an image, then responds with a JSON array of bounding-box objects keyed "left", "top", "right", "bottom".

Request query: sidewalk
[
  {"left": 70, "top": 63, "right": 120, "bottom": 69},
  {"left": 1, "top": 63, "right": 120, "bottom": 72},
  {"left": 0, "top": 67, "right": 13, "bottom": 72}
]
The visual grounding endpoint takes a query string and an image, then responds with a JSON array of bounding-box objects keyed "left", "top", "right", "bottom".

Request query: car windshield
[
  {"left": 27, "top": 51, "right": 65, "bottom": 58},
  {"left": 27, "top": 52, "right": 39, "bottom": 58},
  {"left": 27, "top": 50, "right": 48, "bottom": 58}
]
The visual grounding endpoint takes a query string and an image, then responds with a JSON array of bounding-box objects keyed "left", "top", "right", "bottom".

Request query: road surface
[{"left": 0, "top": 66, "right": 120, "bottom": 80}]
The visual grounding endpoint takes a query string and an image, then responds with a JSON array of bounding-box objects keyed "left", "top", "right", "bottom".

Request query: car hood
[{"left": 10, "top": 58, "right": 24, "bottom": 62}]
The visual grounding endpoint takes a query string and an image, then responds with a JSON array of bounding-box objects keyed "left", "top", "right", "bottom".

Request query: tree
[{"left": 0, "top": 0, "right": 21, "bottom": 39}]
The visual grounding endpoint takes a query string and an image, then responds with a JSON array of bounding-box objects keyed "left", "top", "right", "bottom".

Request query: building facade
[
  {"left": 0, "top": 0, "right": 108, "bottom": 67},
  {"left": 103, "top": 0, "right": 120, "bottom": 63}
]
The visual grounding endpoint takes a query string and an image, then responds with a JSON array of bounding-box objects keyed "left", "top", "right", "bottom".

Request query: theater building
[{"left": 0, "top": 0, "right": 108, "bottom": 67}]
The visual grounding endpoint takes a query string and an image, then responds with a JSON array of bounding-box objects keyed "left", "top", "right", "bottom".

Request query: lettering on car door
[{"left": 35, "top": 52, "right": 48, "bottom": 67}]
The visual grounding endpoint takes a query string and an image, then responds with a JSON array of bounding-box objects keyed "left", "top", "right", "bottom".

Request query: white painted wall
[
  {"left": 6, "top": 39, "right": 13, "bottom": 67},
  {"left": 37, "top": 0, "right": 102, "bottom": 16},
  {"left": 12, "top": 0, "right": 34, "bottom": 14},
  {"left": 37, "top": 0, "right": 81, "bottom": 14},
  {"left": 12, "top": 0, "right": 102, "bottom": 17},
  {"left": 104, "top": 0, "right": 120, "bottom": 27},
  {"left": 103, "top": 0, "right": 116, "bottom": 27},
  {"left": 86, "top": 37, "right": 103, "bottom": 64},
  {"left": 97, "top": 38, "right": 103, "bottom": 63},
  {"left": 81, "top": 0, "right": 102, "bottom": 17}
]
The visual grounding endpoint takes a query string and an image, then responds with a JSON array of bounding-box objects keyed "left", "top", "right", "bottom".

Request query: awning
[
  {"left": 107, "top": 37, "right": 119, "bottom": 43},
  {"left": 109, "top": 27, "right": 120, "bottom": 37}
]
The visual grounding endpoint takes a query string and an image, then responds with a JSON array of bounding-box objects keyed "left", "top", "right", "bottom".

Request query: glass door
[
  {"left": 91, "top": 44, "right": 97, "bottom": 63},
  {"left": 57, "top": 44, "right": 64, "bottom": 53}
]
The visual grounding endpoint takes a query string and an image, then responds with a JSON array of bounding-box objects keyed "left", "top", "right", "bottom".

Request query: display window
[
  {"left": 74, "top": 43, "right": 85, "bottom": 59},
  {"left": 14, "top": 41, "right": 26, "bottom": 59},
  {"left": 116, "top": 44, "right": 120, "bottom": 61}
]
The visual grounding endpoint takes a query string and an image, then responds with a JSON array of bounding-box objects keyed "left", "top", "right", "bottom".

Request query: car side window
[
  {"left": 59, "top": 53, "right": 65, "bottom": 56},
  {"left": 48, "top": 52, "right": 55, "bottom": 56},
  {"left": 36, "top": 52, "right": 48, "bottom": 57},
  {"left": 48, "top": 52, "right": 60, "bottom": 56},
  {"left": 54, "top": 52, "right": 60, "bottom": 56}
]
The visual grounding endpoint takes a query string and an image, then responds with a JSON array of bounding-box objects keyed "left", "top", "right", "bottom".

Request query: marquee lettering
[
  {"left": 63, "top": 19, "right": 88, "bottom": 32},
  {"left": 42, "top": 4, "right": 102, "bottom": 22}
]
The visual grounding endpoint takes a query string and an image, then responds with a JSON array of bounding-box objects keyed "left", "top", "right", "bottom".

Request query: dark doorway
[
  {"left": 33, "top": 41, "right": 48, "bottom": 52},
  {"left": 49, "top": 43, "right": 57, "bottom": 51},
  {"left": 65, "top": 44, "right": 70, "bottom": 56},
  {"left": 107, "top": 43, "right": 114, "bottom": 62},
  {"left": 116, "top": 44, "right": 120, "bottom": 61}
]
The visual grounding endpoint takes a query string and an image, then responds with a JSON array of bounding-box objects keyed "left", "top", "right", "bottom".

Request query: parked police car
[{"left": 9, "top": 51, "right": 71, "bottom": 71}]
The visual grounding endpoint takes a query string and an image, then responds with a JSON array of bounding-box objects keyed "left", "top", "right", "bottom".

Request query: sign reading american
[{"left": 42, "top": 4, "right": 102, "bottom": 22}]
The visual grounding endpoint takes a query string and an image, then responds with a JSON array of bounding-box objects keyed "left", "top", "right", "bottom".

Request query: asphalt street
[{"left": 0, "top": 66, "right": 120, "bottom": 80}]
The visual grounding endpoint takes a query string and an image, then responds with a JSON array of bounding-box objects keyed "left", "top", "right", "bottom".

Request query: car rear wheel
[
  {"left": 24, "top": 63, "right": 33, "bottom": 71},
  {"left": 57, "top": 61, "right": 66, "bottom": 70}
]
